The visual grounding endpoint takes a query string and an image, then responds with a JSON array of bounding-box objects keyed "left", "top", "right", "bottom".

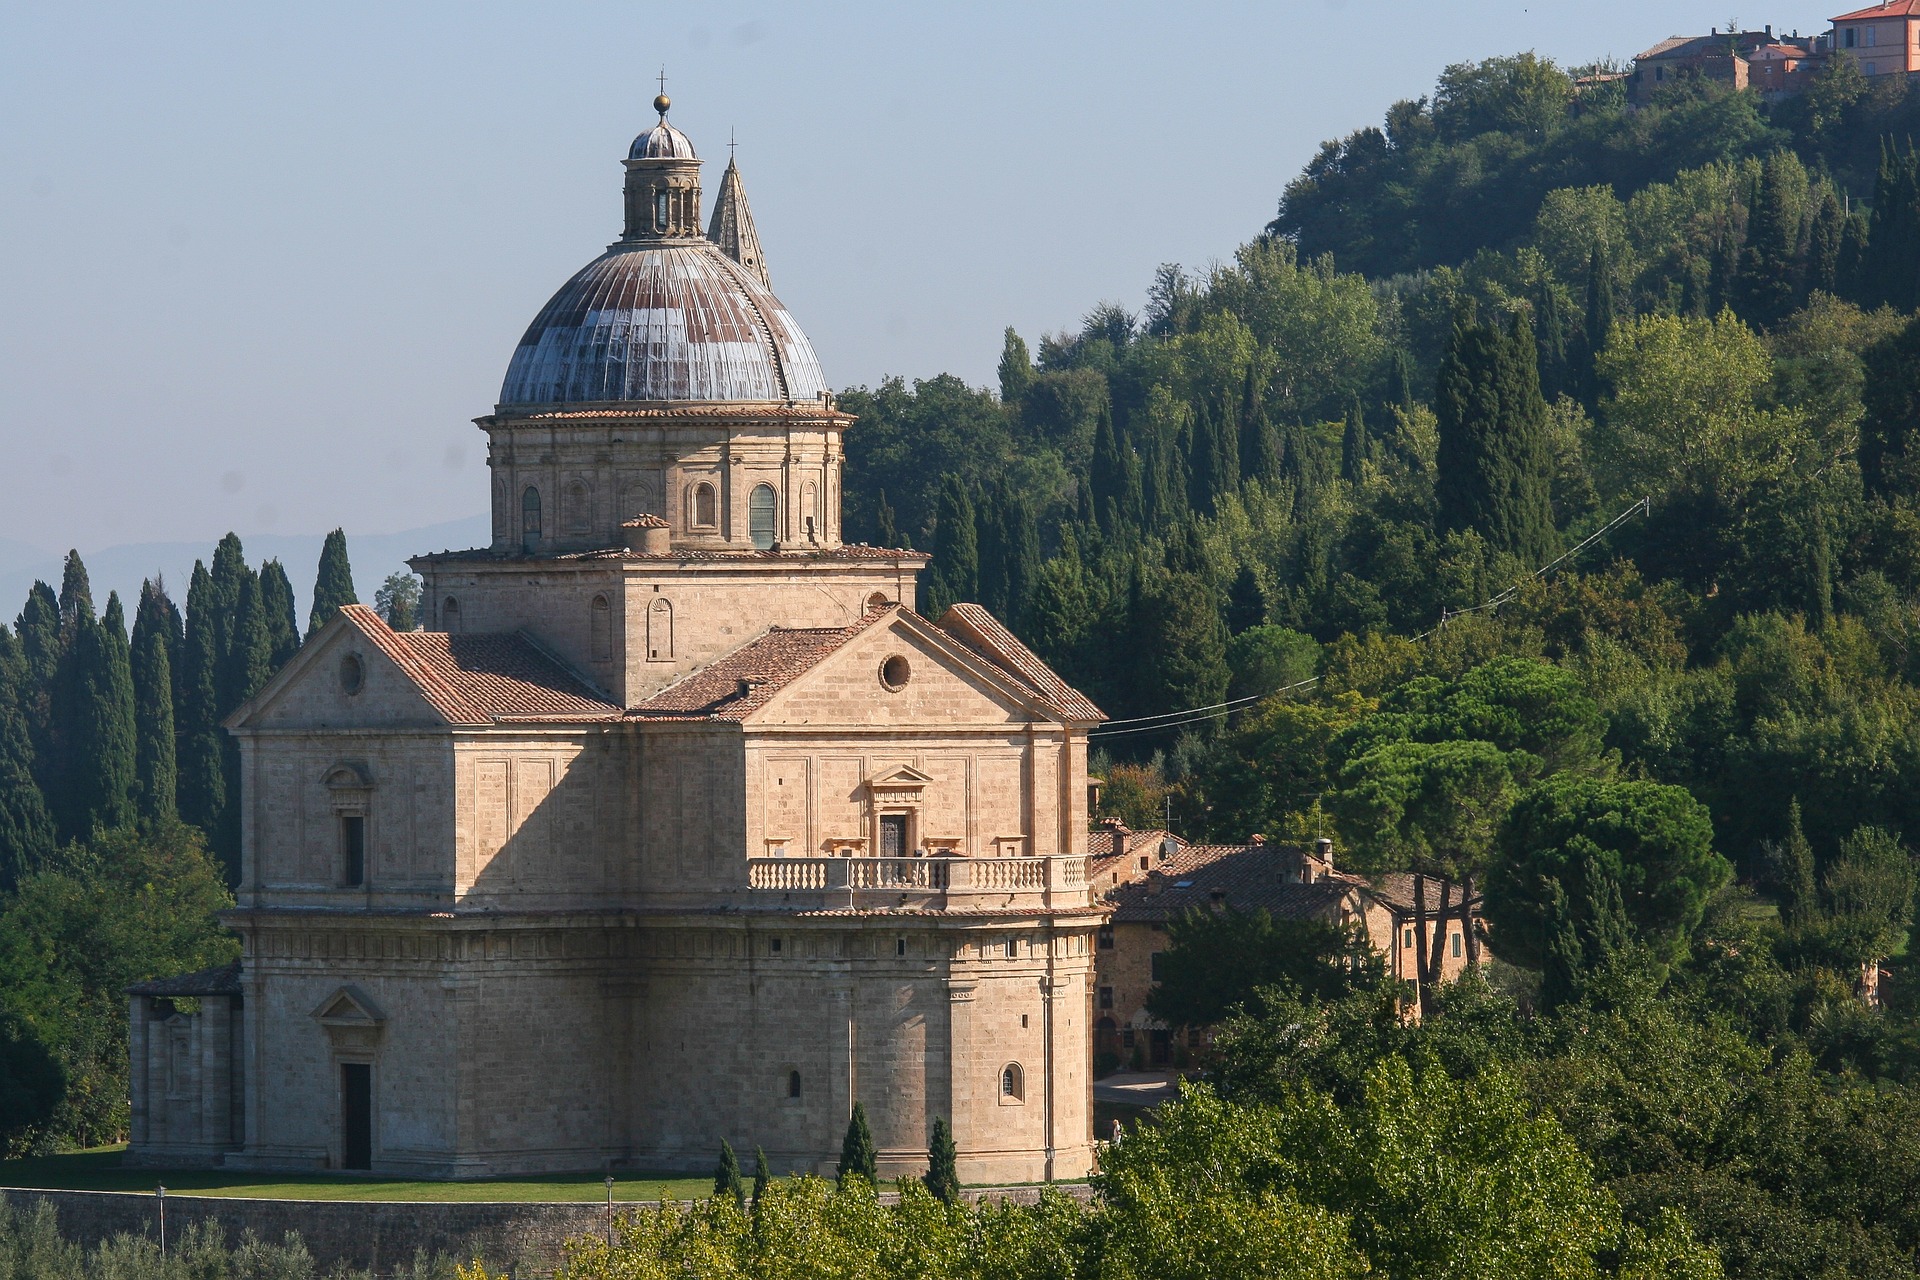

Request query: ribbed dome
[
  {"left": 498, "top": 242, "right": 828, "bottom": 406},
  {"left": 629, "top": 121, "right": 695, "bottom": 160}
]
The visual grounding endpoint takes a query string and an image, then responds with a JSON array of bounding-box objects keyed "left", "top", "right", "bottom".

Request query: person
[{"left": 1110, "top": 1118, "right": 1124, "bottom": 1146}]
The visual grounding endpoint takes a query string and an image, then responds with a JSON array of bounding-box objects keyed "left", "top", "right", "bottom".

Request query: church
[{"left": 124, "top": 95, "right": 1108, "bottom": 1184}]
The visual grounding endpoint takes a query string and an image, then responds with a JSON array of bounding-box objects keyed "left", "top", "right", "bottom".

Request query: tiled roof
[
  {"left": 1107, "top": 844, "right": 1360, "bottom": 923},
  {"left": 1834, "top": 0, "right": 1920, "bottom": 18},
  {"left": 937, "top": 604, "right": 1106, "bottom": 723},
  {"left": 127, "top": 961, "right": 242, "bottom": 997},
  {"left": 343, "top": 605, "right": 623, "bottom": 725},
  {"left": 1087, "top": 827, "right": 1183, "bottom": 860},
  {"left": 1366, "top": 873, "right": 1479, "bottom": 914},
  {"left": 628, "top": 618, "right": 875, "bottom": 720},
  {"left": 412, "top": 545, "right": 926, "bottom": 565},
  {"left": 1635, "top": 30, "right": 1787, "bottom": 60}
]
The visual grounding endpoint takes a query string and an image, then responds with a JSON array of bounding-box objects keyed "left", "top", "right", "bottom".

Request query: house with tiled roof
[
  {"left": 1831, "top": 0, "right": 1920, "bottom": 77},
  {"left": 127, "top": 98, "right": 1109, "bottom": 1189},
  {"left": 1628, "top": 25, "right": 1820, "bottom": 103},
  {"left": 1090, "top": 839, "right": 1479, "bottom": 1071}
]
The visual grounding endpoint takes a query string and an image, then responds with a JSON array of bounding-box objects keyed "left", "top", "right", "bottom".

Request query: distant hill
[{"left": 0, "top": 515, "right": 489, "bottom": 622}]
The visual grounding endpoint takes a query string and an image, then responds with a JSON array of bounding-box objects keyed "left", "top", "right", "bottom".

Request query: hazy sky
[{"left": 0, "top": 0, "right": 1804, "bottom": 554}]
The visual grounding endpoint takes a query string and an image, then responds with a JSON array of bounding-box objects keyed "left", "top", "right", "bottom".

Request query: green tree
[
  {"left": 837, "top": 1101, "right": 877, "bottom": 1184},
  {"left": 713, "top": 1139, "right": 745, "bottom": 1207},
  {"left": 176, "top": 562, "right": 224, "bottom": 842},
  {"left": 56, "top": 551, "right": 92, "bottom": 629},
  {"left": 0, "top": 1012, "right": 64, "bottom": 1152},
  {"left": 374, "top": 572, "right": 421, "bottom": 633},
  {"left": 924, "top": 476, "right": 979, "bottom": 617},
  {"left": 1090, "top": 410, "right": 1143, "bottom": 539},
  {"left": 256, "top": 559, "right": 301, "bottom": 669},
  {"left": 1226, "top": 626, "right": 1320, "bottom": 704},
  {"left": 57, "top": 598, "right": 136, "bottom": 839},
  {"left": 1435, "top": 309, "right": 1558, "bottom": 565},
  {"left": 308, "top": 528, "right": 357, "bottom": 636},
  {"left": 1736, "top": 151, "right": 1807, "bottom": 327},
  {"left": 751, "top": 1145, "right": 771, "bottom": 1209},
  {"left": 1804, "top": 825, "right": 1915, "bottom": 977},
  {"left": 1128, "top": 545, "right": 1229, "bottom": 726},
  {"left": 1773, "top": 799, "right": 1818, "bottom": 930},
  {"left": 925, "top": 1116, "right": 960, "bottom": 1204},
  {"left": 1148, "top": 909, "right": 1381, "bottom": 1029},
  {"left": 997, "top": 326, "right": 1034, "bottom": 405},
  {"left": 0, "top": 629, "right": 54, "bottom": 891},
  {"left": 1860, "top": 313, "right": 1920, "bottom": 501},
  {"left": 130, "top": 582, "right": 178, "bottom": 826},
  {"left": 1486, "top": 775, "right": 1730, "bottom": 972}
]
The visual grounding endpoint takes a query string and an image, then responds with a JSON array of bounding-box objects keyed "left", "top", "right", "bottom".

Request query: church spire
[{"left": 707, "top": 139, "right": 769, "bottom": 287}]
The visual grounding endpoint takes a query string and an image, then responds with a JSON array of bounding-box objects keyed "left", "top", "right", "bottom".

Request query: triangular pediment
[
  {"left": 229, "top": 607, "right": 456, "bottom": 731},
  {"left": 868, "top": 764, "right": 935, "bottom": 789},
  {"left": 311, "top": 986, "right": 385, "bottom": 1027}
]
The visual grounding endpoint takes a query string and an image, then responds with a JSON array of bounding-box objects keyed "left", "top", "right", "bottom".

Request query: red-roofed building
[
  {"left": 1629, "top": 26, "right": 1820, "bottom": 103},
  {"left": 1831, "top": 0, "right": 1920, "bottom": 76},
  {"left": 129, "top": 102, "right": 1111, "bottom": 1189}
]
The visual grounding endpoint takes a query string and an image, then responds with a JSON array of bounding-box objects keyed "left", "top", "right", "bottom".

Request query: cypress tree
[
  {"left": 309, "top": 528, "right": 358, "bottom": 636},
  {"left": 258, "top": 559, "right": 301, "bottom": 670},
  {"left": 1188, "top": 405, "right": 1220, "bottom": 514},
  {"left": 1340, "top": 398, "right": 1371, "bottom": 483},
  {"left": 751, "top": 1146, "right": 771, "bottom": 1209},
  {"left": 925, "top": 1117, "right": 960, "bottom": 1204},
  {"left": 1128, "top": 533, "right": 1229, "bottom": 725},
  {"left": 1242, "top": 410, "right": 1283, "bottom": 489},
  {"left": 1211, "top": 400, "right": 1241, "bottom": 500},
  {"left": 177, "top": 561, "right": 225, "bottom": 840},
  {"left": 58, "top": 550, "right": 93, "bottom": 628},
  {"left": 0, "top": 628, "right": 55, "bottom": 890},
  {"left": 1386, "top": 348, "right": 1418, "bottom": 414},
  {"left": 1001, "top": 492, "right": 1041, "bottom": 631},
  {"left": 1863, "top": 142, "right": 1920, "bottom": 312},
  {"left": 1089, "top": 410, "right": 1142, "bottom": 538},
  {"left": 1225, "top": 564, "right": 1268, "bottom": 635},
  {"left": 215, "top": 570, "right": 274, "bottom": 869},
  {"left": 1436, "top": 309, "right": 1558, "bottom": 566},
  {"left": 61, "top": 597, "right": 136, "bottom": 837},
  {"left": 874, "top": 489, "right": 906, "bottom": 549},
  {"left": 837, "top": 1102, "right": 878, "bottom": 1184},
  {"left": 925, "top": 476, "right": 979, "bottom": 617},
  {"left": 1535, "top": 283, "right": 1569, "bottom": 403},
  {"left": 996, "top": 327, "right": 1034, "bottom": 406},
  {"left": 1025, "top": 529, "right": 1092, "bottom": 674},
  {"left": 975, "top": 488, "right": 1009, "bottom": 618},
  {"left": 1738, "top": 151, "right": 1806, "bottom": 326},
  {"left": 15, "top": 582, "right": 61, "bottom": 800},
  {"left": 713, "top": 1140, "right": 745, "bottom": 1207},
  {"left": 1862, "top": 314, "right": 1920, "bottom": 500},
  {"left": 131, "top": 581, "right": 178, "bottom": 825},
  {"left": 1579, "top": 242, "right": 1616, "bottom": 409},
  {"left": 1807, "top": 184, "right": 1845, "bottom": 297}
]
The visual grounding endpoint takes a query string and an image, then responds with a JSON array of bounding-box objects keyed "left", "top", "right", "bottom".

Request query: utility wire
[{"left": 1089, "top": 496, "right": 1651, "bottom": 738}]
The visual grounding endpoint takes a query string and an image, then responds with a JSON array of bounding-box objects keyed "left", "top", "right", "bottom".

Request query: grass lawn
[{"left": 0, "top": 1147, "right": 714, "bottom": 1202}]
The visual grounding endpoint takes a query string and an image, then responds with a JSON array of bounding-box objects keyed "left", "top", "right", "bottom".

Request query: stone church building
[{"left": 126, "top": 96, "right": 1108, "bottom": 1184}]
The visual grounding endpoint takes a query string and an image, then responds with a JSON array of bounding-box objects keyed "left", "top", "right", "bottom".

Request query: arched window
[
  {"left": 522, "top": 486, "right": 542, "bottom": 550},
  {"left": 655, "top": 188, "right": 670, "bottom": 231},
  {"left": 749, "top": 483, "right": 778, "bottom": 550},
  {"left": 1000, "top": 1063, "right": 1024, "bottom": 1101},
  {"left": 492, "top": 480, "right": 509, "bottom": 542},
  {"left": 590, "top": 595, "right": 612, "bottom": 661},
  {"left": 648, "top": 597, "right": 673, "bottom": 661},
  {"left": 442, "top": 597, "right": 461, "bottom": 634},
  {"left": 689, "top": 482, "right": 717, "bottom": 529},
  {"left": 866, "top": 592, "right": 889, "bottom": 613},
  {"left": 787, "top": 1070, "right": 802, "bottom": 1099},
  {"left": 564, "top": 480, "right": 591, "bottom": 534}
]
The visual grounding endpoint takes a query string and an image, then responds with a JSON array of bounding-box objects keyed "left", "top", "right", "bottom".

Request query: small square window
[
  {"left": 1005, "top": 938, "right": 1019, "bottom": 959},
  {"left": 1403, "top": 927, "right": 1414, "bottom": 948},
  {"left": 1098, "top": 926, "right": 1115, "bottom": 950},
  {"left": 770, "top": 937, "right": 782, "bottom": 954},
  {"left": 1021, "top": 1014, "right": 1029, "bottom": 1028},
  {"left": 897, "top": 937, "right": 907, "bottom": 957},
  {"left": 1099, "top": 986, "right": 1114, "bottom": 1009},
  {"left": 1122, "top": 1028, "right": 1135, "bottom": 1048}
]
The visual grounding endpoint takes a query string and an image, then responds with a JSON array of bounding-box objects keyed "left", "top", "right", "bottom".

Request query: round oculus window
[
  {"left": 880, "top": 654, "right": 911, "bottom": 690},
  {"left": 339, "top": 653, "right": 365, "bottom": 696}
]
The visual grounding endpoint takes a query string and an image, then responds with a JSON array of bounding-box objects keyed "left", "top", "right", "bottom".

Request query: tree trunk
[
  {"left": 1462, "top": 874, "right": 1481, "bottom": 968},
  {"left": 1413, "top": 873, "right": 1435, "bottom": 1020},
  {"left": 1425, "top": 876, "right": 1454, "bottom": 1009}
]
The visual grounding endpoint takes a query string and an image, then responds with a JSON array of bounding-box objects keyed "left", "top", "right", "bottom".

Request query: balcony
[{"left": 745, "top": 854, "right": 1093, "bottom": 912}]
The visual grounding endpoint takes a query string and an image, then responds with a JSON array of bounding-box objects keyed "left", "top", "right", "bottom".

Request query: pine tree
[
  {"left": 131, "top": 581, "right": 178, "bottom": 825},
  {"left": 837, "top": 1102, "right": 878, "bottom": 1184},
  {"left": 713, "top": 1140, "right": 745, "bottom": 1207},
  {"left": 177, "top": 562, "right": 225, "bottom": 840},
  {"left": 1738, "top": 151, "right": 1806, "bottom": 326},
  {"left": 751, "top": 1146, "right": 771, "bottom": 1209},
  {"left": 996, "top": 327, "right": 1034, "bottom": 406},
  {"left": 308, "top": 528, "right": 358, "bottom": 636},
  {"left": 0, "top": 628, "right": 55, "bottom": 890},
  {"left": 258, "top": 559, "right": 301, "bottom": 669},
  {"left": 58, "top": 550, "right": 93, "bottom": 628},
  {"left": 925, "top": 1116, "right": 960, "bottom": 1204},
  {"left": 925, "top": 476, "right": 979, "bottom": 617}
]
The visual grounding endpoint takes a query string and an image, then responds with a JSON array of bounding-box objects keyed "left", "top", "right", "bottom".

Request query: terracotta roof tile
[
  {"left": 627, "top": 616, "right": 877, "bottom": 720},
  {"left": 937, "top": 604, "right": 1105, "bottom": 723},
  {"left": 342, "top": 605, "right": 622, "bottom": 725},
  {"left": 1834, "top": 0, "right": 1920, "bottom": 19},
  {"left": 1108, "top": 843, "right": 1360, "bottom": 923}
]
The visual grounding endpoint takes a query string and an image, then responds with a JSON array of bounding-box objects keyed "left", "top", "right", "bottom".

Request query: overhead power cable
[{"left": 1088, "top": 496, "right": 1650, "bottom": 738}]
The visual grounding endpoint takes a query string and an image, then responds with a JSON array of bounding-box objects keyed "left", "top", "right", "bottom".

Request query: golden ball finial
[{"left": 654, "top": 93, "right": 670, "bottom": 117}]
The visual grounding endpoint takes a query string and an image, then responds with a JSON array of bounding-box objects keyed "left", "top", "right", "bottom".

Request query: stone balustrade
[{"left": 746, "top": 854, "right": 1092, "bottom": 911}]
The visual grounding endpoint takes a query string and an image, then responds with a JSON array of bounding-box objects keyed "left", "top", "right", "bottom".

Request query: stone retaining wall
[{"left": 1, "top": 1184, "right": 1093, "bottom": 1276}]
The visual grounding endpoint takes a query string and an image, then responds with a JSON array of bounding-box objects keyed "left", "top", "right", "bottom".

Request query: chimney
[
  {"left": 1098, "top": 818, "right": 1132, "bottom": 859},
  {"left": 1145, "top": 870, "right": 1165, "bottom": 897},
  {"left": 621, "top": 513, "right": 672, "bottom": 554},
  {"left": 1314, "top": 837, "right": 1335, "bottom": 879},
  {"left": 1208, "top": 888, "right": 1227, "bottom": 913}
]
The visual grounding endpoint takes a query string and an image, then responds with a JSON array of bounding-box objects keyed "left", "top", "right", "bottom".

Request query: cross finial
[
  {"left": 653, "top": 68, "right": 670, "bottom": 118},
  {"left": 729, "top": 128, "right": 737, "bottom": 162}
]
